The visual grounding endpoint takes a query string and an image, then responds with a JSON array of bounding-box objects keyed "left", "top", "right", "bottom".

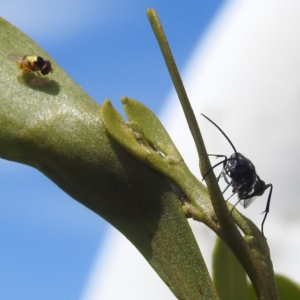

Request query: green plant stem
[
  {"left": 147, "top": 9, "right": 202, "bottom": 162},
  {"left": 147, "top": 8, "right": 279, "bottom": 300},
  {"left": 146, "top": 9, "right": 234, "bottom": 232}
]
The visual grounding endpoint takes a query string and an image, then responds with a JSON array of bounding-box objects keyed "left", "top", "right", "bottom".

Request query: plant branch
[{"left": 147, "top": 8, "right": 279, "bottom": 300}]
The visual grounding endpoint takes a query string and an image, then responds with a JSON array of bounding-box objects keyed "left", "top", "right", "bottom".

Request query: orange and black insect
[{"left": 8, "top": 54, "right": 53, "bottom": 75}]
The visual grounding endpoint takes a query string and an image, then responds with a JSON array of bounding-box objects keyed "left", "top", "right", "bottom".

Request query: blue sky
[{"left": 0, "top": 1, "right": 225, "bottom": 299}]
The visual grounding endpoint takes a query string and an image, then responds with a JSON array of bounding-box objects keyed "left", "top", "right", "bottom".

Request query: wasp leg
[
  {"left": 227, "top": 191, "right": 238, "bottom": 203},
  {"left": 230, "top": 181, "right": 272, "bottom": 237},
  {"left": 216, "top": 172, "right": 223, "bottom": 182},
  {"left": 260, "top": 184, "right": 273, "bottom": 237},
  {"left": 208, "top": 154, "right": 227, "bottom": 159},
  {"left": 226, "top": 180, "right": 246, "bottom": 204},
  {"left": 222, "top": 183, "right": 230, "bottom": 194},
  {"left": 231, "top": 198, "right": 241, "bottom": 210},
  {"left": 222, "top": 171, "right": 231, "bottom": 186}
]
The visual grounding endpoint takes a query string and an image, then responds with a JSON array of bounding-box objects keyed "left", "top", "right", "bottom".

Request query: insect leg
[
  {"left": 226, "top": 191, "right": 238, "bottom": 203},
  {"left": 202, "top": 158, "right": 227, "bottom": 180},
  {"left": 218, "top": 168, "right": 231, "bottom": 192},
  {"left": 207, "top": 155, "right": 227, "bottom": 180},
  {"left": 222, "top": 171, "right": 231, "bottom": 186},
  {"left": 216, "top": 171, "right": 223, "bottom": 182},
  {"left": 261, "top": 184, "right": 273, "bottom": 237},
  {"left": 229, "top": 197, "right": 241, "bottom": 214},
  {"left": 226, "top": 180, "right": 246, "bottom": 203},
  {"left": 222, "top": 183, "right": 231, "bottom": 194},
  {"left": 208, "top": 154, "right": 227, "bottom": 159}
]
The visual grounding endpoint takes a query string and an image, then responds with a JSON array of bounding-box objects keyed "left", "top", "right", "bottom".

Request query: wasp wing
[{"left": 240, "top": 196, "right": 257, "bottom": 208}]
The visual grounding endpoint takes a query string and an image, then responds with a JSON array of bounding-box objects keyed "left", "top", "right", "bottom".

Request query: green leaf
[
  {"left": 0, "top": 18, "right": 219, "bottom": 299},
  {"left": 100, "top": 98, "right": 220, "bottom": 298},
  {"left": 101, "top": 97, "right": 218, "bottom": 229},
  {"left": 121, "top": 96, "right": 183, "bottom": 159},
  {"left": 248, "top": 275, "right": 300, "bottom": 300},
  {"left": 276, "top": 275, "right": 300, "bottom": 300},
  {"left": 213, "top": 237, "right": 248, "bottom": 300}
]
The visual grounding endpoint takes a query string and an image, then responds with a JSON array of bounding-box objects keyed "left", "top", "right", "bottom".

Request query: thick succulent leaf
[
  {"left": 248, "top": 274, "right": 300, "bottom": 300},
  {"left": 213, "top": 237, "right": 248, "bottom": 300},
  {"left": 101, "top": 98, "right": 217, "bottom": 229},
  {"left": 275, "top": 275, "right": 300, "bottom": 300},
  {"left": 0, "top": 18, "right": 219, "bottom": 299},
  {"left": 121, "top": 96, "right": 183, "bottom": 158}
]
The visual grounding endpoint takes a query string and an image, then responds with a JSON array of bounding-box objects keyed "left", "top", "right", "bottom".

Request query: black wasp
[{"left": 201, "top": 114, "right": 273, "bottom": 236}]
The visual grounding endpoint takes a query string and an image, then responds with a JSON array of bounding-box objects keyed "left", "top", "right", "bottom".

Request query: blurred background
[{"left": 1, "top": 0, "right": 300, "bottom": 299}]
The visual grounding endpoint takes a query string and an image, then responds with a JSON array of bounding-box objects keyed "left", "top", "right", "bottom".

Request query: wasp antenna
[{"left": 201, "top": 114, "right": 238, "bottom": 154}]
